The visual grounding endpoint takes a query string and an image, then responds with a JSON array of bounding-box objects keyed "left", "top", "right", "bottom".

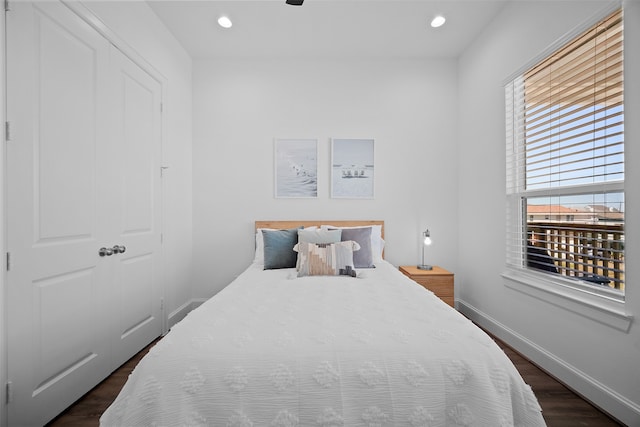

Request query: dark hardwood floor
[
  {"left": 46, "top": 339, "right": 158, "bottom": 427},
  {"left": 47, "top": 335, "right": 624, "bottom": 427},
  {"left": 493, "top": 337, "right": 623, "bottom": 427}
]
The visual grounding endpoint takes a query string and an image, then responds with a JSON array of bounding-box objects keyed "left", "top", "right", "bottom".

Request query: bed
[{"left": 100, "top": 220, "right": 546, "bottom": 426}]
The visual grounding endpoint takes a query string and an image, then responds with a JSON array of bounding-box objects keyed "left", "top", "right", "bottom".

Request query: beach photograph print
[
  {"left": 275, "top": 138, "right": 318, "bottom": 198},
  {"left": 331, "top": 138, "right": 375, "bottom": 199}
]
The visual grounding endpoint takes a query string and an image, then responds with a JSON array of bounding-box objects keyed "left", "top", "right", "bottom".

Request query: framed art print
[
  {"left": 274, "top": 138, "right": 318, "bottom": 198},
  {"left": 331, "top": 138, "right": 375, "bottom": 199}
]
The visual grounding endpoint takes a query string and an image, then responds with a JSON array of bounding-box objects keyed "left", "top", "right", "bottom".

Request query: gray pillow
[
  {"left": 340, "top": 227, "right": 374, "bottom": 268},
  {"left": 262, "top": 227, "right": 300, "bottom": 269}
]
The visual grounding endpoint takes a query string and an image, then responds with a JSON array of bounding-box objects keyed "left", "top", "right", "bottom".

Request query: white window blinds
[{"left": 505, "top": 8, "right": 625, "bottom": 293}]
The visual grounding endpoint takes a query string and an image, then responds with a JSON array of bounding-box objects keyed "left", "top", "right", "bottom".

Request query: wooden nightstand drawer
[{"left": 399, "top": 265, "right": 455, "bottom": 307}]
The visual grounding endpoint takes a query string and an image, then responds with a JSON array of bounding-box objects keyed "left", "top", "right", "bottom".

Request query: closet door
[
  {"left": 109, "top": 46, "right": 163, "bottom": 369},
  {"left": 6, "top": 2, "right": 163, "bottom": 425},
  {"left": 6, "top": 2, "right": 113, "bottom": 425}
]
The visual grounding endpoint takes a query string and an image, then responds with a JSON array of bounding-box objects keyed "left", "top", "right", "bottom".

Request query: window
[{"left": 506, "top": 8, "right": 624, "bottom": 295}]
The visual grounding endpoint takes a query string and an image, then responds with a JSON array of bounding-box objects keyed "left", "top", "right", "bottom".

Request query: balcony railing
[{"left": 527, "top": 221, "right": 625, "bottom": 291}]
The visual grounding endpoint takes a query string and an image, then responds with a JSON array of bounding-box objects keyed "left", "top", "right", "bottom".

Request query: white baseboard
[
  {"left": 458, "top": 299, "right": 639, "bottom": 427},
  {"left": 167, "top": 298, "right": 208, "bottom": 330},
  {"left": 190, "top": 298, "right": 208, "bottom": 310}
]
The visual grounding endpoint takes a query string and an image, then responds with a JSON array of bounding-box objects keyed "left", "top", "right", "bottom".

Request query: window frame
[{"left": 503, "top": 3, "right": 630, "bottom": 329}]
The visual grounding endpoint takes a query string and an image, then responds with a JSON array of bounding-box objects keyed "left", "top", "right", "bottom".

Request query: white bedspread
[{"left": 101, "top": 261, "right": 546, "bottom": 426}]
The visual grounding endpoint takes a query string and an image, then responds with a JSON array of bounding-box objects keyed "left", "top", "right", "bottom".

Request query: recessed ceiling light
[
  {"left": 218, "top": 16, "right": 232, "bottom": 29},
  {"left": 430, "top": 15, "right": 446, "bottom": 28}
]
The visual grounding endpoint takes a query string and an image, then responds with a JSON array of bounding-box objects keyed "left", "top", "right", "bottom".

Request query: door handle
[
  {"left": 112, "top": 245, "right": 126, "bottom": 254},
  {"left": 99, "top": 245, "right": 126, "bottom": 257},
  {"left": 99, "top": 247, "right": 114, "bottom": 257}
]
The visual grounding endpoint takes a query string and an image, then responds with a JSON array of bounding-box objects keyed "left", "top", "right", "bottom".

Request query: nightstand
[{"left": 399, "top": 265, "right": 455, "bottom": 307}]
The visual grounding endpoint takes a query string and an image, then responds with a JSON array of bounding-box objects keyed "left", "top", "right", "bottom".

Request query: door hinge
[
  {"left": 4, "top": 0, "right": 10, "bottom": 12},
  {"left": 5, "top": 122, "right": 11, "bottom": 141},
  {"left": 6, "top": 252, "right": 11, "bottom": 272},
  {"left": 6, "top": 381, "right": 13, "bottom": 404},
  {"left": 160, "top": 166, "right": 169, "bottom": 177}
]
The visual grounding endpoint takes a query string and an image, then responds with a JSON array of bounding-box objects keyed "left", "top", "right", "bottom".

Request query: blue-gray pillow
[
  {"left": 262, "top": 228, "right": 300, "bottom": 269},
  {"left": 340, "top": 227, "right": 374, "bottom": 268}
]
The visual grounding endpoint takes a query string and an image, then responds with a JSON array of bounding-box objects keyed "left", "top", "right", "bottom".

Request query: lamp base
[{"left": 417, "top": 264, "right": 433, "bottom": 270}]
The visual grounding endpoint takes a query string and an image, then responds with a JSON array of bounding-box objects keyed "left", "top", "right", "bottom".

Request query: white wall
[
  {"left": 192, "top": 58, "right": 459, "bottom": 298},
  {"left": 83, "top": 1, "right": 194, "bottom": 325},
  {"left": 457, "top": 1, "right": 639, "bottom": 425},
  {"left": 1, "top": 5, "right": 6, "bottom": 425}
]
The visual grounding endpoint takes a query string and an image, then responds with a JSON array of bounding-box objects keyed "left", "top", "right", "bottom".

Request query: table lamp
[{"left": 418, "top": 229, "right": 433, "bottom": 270}]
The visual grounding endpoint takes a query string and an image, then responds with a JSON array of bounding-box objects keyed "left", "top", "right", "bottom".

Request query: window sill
[{"left": 502, "top": 268, "right": 632, "bottom": 332}]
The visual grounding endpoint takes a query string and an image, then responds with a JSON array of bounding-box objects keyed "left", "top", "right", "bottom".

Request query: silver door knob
[
  {"left": 112, "top": 245, "right": 126, "bottom": 254},
  {"left": 99, "top": 247, "right": 114, "bottom": 257}
]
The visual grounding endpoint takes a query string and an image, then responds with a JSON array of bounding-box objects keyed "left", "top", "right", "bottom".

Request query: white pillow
[
  {"left": 298, "top": 228, "right": 342, "bottom": 244},
  {"left": 322, "top": 224, "right": 384, "bottom": 262},
  {"left": 253, "top": 228, "right": 272, "bottom": 265}
]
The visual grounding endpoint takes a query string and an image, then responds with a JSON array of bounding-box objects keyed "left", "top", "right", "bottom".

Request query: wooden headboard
[{"left": 255, "top": 220, "right": 384, "bottom": 239}]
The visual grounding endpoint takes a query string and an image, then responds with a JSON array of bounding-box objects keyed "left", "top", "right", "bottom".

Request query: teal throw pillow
[{"left": 262, "top": 228, "right": 300, "bottom": 269}]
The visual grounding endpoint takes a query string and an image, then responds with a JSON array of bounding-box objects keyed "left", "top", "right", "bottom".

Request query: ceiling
[{"left": 146, "top": 0, "right": 509, "bottom": 60}]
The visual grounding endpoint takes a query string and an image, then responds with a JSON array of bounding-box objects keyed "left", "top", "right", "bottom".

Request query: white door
[
  {"left": 109, "top": 47, "right": 163, "bottom": 369},
  {"left": 6, "top": 2, "right": 163, "bottom": 425}
]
